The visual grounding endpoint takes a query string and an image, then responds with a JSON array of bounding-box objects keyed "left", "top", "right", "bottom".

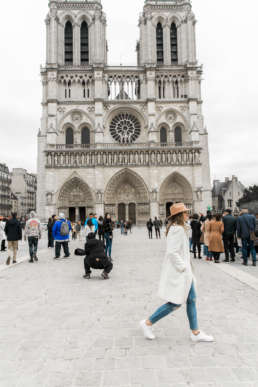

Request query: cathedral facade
[{"left": 37, "top": 0, "right": 212, "bottom": 224}]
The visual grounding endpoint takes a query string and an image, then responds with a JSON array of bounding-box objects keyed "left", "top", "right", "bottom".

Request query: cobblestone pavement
[{"left": 1, "top": 228, "right": 258, "bottom": 387}]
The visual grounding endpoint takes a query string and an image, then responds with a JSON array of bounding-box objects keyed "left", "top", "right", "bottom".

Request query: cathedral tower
[{"left": 37, "top": 0, "right": 212, "bottom": 223}]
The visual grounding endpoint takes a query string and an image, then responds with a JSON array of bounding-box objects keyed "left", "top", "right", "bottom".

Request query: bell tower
[
  {"left": 138, "top": 0, "right": 196, "bottom": 66},
  {"left": 46, "top": 0, "right": 107, "bottom": 67}
]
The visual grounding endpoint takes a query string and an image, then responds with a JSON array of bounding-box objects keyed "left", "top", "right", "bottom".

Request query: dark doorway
[
  {"left": 69, "top": 207, "right": 76, "bottom": 222},
  {"left": 129, "top": 203, "right": 136, "bottom": 224},
  {"left": 79, "top": 207, "right": 86, "bottom": 223},
  {"left": 166, "top": 202, "right": 174, "bottom": 218},
  {"left": 118, "top": 203, "right": 126, "bottom": 221}
]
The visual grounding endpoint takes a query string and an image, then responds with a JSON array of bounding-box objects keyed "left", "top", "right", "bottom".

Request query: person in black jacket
[
  {"left": 4, "top": 213, "right": 22, "bottom": 265},
  {"left": 190, "top": 214, "right": 202, "bottom": 259},
  {"left": 222, "top": 209, "right": 237, "bottom": 262},
  {"left": 47, "top": 215, "right": 56, "bottom": 248},
  {"left": 153, "top": 217, "right": 161, "bottom": 239},
  {"left": 147, "top": 219, "right": 153, "bottom": 239},
  {"left": 98, "top": 216, "right": 105, "bottom": 241},
  {"left": 83, "top": 232, "right": 113, "bottom": 279}
]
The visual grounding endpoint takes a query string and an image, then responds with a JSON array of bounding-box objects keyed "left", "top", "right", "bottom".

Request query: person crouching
[{"left": 83, "top": 232, "right": 113, "bottom": 280}]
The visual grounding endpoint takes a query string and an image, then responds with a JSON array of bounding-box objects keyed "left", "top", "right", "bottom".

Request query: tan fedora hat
[{"left": 170, "top": 203, "right": 189, "bottom": 217}]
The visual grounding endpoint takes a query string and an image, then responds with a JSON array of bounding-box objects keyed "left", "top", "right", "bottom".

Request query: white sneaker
[
  {"left": 191, "top": 330, "right": 214, "bottom": 343},
  {"left": 140, "top": 320, "right": 156, "bottom": 340}
]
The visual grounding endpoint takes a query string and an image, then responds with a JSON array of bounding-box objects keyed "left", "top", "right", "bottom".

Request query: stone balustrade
[{"left": 45, "top": 145, "right": 201, "bottom": 168}]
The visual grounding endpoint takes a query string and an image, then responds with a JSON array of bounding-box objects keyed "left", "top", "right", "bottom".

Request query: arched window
[
  {"left": 170, "top": 23, "right": 178, "bottom": 64},
  {"left": 81, "top": 21, "right": 89, "bottom": 65},
  {"left": 64, "top": 21, "right": 73, "bottom": 64},
  {"left": 66, "top": 127, "right": 74, "bottom": 148},
  {"left": 156, "top": 23, "right": 164, "bottom": 65},
  {"left": 174, "top": 126, "right": 182, "bottom": 146},
  {"left": 81, "top": 127, "right": 90, "bottom": 147},
  {"left": 160, "top": 127, "right": 167, "bottom": 145}
]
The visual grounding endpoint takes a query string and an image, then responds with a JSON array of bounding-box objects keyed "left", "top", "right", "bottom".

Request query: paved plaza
[{"left": 1, "top": 228, "right": 258, "bottom": 387}]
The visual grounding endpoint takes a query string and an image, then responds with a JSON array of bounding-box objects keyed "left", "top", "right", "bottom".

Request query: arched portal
[
  {"left": 58, "top": 177, "right": 94, "bottom": 222},
  {"left": 159, "top": 172, "right": 193, "bottom": 217},
  {"left": 104, "top": 169, "right": 150, "bottom": 225}
]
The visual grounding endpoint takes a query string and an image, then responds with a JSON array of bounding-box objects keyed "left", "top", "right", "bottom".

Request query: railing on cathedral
[
  {"left": 53, "top": 142, "right": 197, "bottom": 150},
  {"left": 45, "top": 142, "right": 202, "bottom": 168},
  {"left": 57, "top": 66, "right": 188, "bottom": 101}
]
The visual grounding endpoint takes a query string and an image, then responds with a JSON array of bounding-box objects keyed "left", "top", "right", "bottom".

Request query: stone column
[
  {"left": 76, "top": 207, "right": 80, "bottom": 221},
  {"left": 49, "top": 4, "right": 58, "bottom": 64},
  {"left": 164, "top": 24, "right": 170, "bottom": 65},
  {"left": 45, "top": 17, "right": 50, "bottom": 64},
  {"left": 74, "top": 23, "right": 80, "bottom": 66}
]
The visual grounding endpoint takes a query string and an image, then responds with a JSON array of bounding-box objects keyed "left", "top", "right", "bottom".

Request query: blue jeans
[
  {"left": 149, "top": 282, "right": 198, "bottom": 331},
  {"left": 105, "top": 234, "right": 113, "bottom": 257},
  {"left": 242, "top": 238, "right": 256, "bottom": 263},
  {"left": 28, "top": 237, "right": 39, "bottom": 259},
  {"left": 203, "top": 245, "right": 212, "bottom": 258}
]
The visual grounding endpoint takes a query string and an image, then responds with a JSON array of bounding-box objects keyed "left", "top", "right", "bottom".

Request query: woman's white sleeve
[{"left": 167, "top": 228, "right": 186, "bottom": 273}]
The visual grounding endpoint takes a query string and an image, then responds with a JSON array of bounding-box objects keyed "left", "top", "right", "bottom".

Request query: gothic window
[
  {"left": 81, "top": 21, "right": 89, "bottom": 65},
  {"left": 174, "top": 126, "right": 182, "bottom": 146},
  {"left": 110, "top": 113, "right": 141, "bottom": 144},
  {"left": 65, "top": 80, "right": 71, "bottom": 99},
  {"left": 66, "top": 127, "right": 74, "bottom": 147},
  {"left": 158, "top": 80, "right": 165, "bottom": 99},
  {"left": 156, "top": 23, "right": 164, "bottom": 65},
  {"left": 82, "top": 80, "right": 90, "bottom": 99},
  {"left": 170, "top": 23, "right": 178, "bottom": 64},
  {"left": 81, "top": 127, "right": 90, "bottom": 146},
  {"left": 64, "top": 21, "right": 73, "bottom": 64},
  {"left": 160, "top": 127, "right": 167, "bottom": 145}
]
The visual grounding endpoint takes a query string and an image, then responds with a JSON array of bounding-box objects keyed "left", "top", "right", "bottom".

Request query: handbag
[
  {"left": 74, "top": 248, "right": 85, "bottom": 256},
  {"left": 250, "top": 231, "right": 255, "bottom": 241},
  {"left": 200, "top": 232, "right": 204, "bottom": 244}
]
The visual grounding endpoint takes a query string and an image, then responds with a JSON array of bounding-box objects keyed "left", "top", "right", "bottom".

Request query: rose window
[{"left": 110, "top": 113, "right": 141, "bottom": 144}]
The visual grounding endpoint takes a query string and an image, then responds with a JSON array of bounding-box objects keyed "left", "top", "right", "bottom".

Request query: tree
[{"left": 237, "top": 185, "right": 258, "bottom": 207}]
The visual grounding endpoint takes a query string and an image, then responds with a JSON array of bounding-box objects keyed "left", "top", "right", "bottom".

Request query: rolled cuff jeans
[
  {"left": 149, "top": 282, "right": 198, "bottom": 331},
  {"left": 28, "top": 237, "right": 38, "bottom": 259}
]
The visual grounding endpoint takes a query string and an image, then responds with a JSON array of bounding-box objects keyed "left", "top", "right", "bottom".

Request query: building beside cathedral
[{"left": 37, "top": 0, "right": 212, "bottom": 224}]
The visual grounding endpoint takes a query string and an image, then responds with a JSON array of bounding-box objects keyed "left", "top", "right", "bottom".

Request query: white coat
[
  {"left": 0, "top": 221, "right": 6, "bottom": 242},
  {"left": 158, "top": 225, "right": 195, "bottom": 305}
]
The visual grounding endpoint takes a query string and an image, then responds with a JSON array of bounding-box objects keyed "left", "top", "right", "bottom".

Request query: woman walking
[
  {"left": 202, "top": 212, "right": 213, "bottom": 261},
  {"left": 207, "top": 214, "right": 224, "bottom": 263},
  {"left": 140, "top": 203, "right": 214, "bottom": 343},
  {"left": 103, "top": 213, "right": 113, "bottom": 259}
]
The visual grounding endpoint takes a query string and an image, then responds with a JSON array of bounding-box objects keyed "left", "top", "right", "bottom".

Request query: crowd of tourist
[{"left": 188, "top": 209, "right": 257, "bottom": 266}]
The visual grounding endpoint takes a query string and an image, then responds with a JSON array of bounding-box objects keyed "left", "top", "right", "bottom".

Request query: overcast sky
[{"left": 0, "top": 0, "right": 257, "bottom": 187}]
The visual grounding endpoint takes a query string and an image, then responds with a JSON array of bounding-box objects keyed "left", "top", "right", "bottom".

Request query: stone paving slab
[{"left": 1, "top": 228, "right": 258, "bottom": 386}]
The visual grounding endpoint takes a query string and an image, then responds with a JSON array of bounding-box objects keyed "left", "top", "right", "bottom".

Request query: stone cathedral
[{"left": 37, "top": 0, "right": 212, "bottom": 224}]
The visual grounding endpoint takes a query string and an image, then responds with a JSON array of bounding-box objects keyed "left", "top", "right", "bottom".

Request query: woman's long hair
[{"left": 165, "top": 212, "right": 186, "bottom": 236}]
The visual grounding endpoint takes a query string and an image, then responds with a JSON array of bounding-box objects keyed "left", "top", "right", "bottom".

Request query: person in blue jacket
[
  {"left": 84, "top": 213, "right": 98, "bottom": 233},
  {"left": 52, "top": 213, "right": 72, "bottom": 259}
]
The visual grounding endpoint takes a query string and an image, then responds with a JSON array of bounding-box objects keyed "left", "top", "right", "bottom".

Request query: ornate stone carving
[
  {"left": 87, "top": 105, "right": 95, "bottom": 113},
  {"left": 57, "top": 107, "right": 66, "bottom": 114},
  {"left": 71, "top": 111, "right": 82, "bottom": 123},
  {"left": 166, "top": 111, "right": 177, "bottom": 123}
]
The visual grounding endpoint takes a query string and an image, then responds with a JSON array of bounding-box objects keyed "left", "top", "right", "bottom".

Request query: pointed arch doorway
[
  {"left": 104, "top": 169, "right": 150, "bottom": 225},
  {"left": 58, "top": 176, "right": 94, "bottom": 222}
]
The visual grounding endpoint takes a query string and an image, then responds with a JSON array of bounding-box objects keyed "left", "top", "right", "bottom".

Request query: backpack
[{"left": 60, "top": 221, "right": 69, "bottom": 236}]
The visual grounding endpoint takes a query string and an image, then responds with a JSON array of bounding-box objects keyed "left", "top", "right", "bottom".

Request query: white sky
[{"left": 0, "top": 0, "right": 257, "bottom": 187}]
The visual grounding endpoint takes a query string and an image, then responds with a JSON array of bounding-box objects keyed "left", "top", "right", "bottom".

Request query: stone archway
[
  {"left": 58, "top": 177, "right": 94, "bottom": 222},
  {"left": 104, "top": 169, "right": 150, "bottom": 225},
  {"left": 159, "top": 172, "right": 193, "bottom": 217}
]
